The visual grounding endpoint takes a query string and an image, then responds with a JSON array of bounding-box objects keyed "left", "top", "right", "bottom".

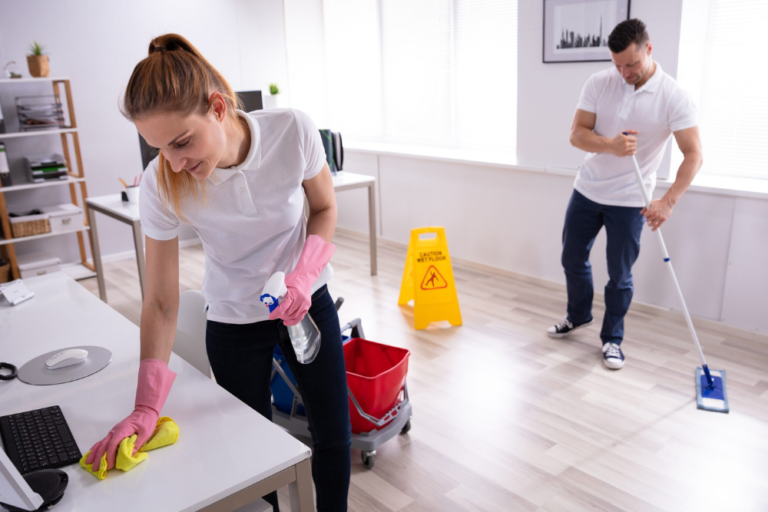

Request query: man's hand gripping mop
[{"left": 625, "top": 135, "right": 728, "bottom": 413}]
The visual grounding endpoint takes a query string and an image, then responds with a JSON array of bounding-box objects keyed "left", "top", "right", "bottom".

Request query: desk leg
[
  {"left": 288, "top": 458, "right": 314, "bottom": 511},
  {"left": 368, "top": 183, "right": 378, "bottom": 276},
  {"left": 88, "top": 208, "right": 107, "bottom": 303},
  {"left": 131, "top": 221, "right": 146, "bottom": 301}
]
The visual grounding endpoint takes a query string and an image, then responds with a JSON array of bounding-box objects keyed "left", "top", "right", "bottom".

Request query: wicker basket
[
  {"left": 11, "top": 217, "right": 51, "bottom": 238},
  {"left": 0, "top": 263, "right": 10, "bottom": 284}
]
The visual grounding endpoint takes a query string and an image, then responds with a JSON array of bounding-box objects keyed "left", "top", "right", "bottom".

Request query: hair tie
[{"left": 154, "top": 46, "right": 167, "bottom": 52}]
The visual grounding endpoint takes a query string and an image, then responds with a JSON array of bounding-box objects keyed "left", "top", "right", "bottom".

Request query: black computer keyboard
[{"left": 0, "top": 406, "right": 82, "bottom": 475}]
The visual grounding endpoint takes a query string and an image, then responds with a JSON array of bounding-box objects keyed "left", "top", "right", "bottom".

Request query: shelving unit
[
  {"left": 0, "top": 77, "right": 96, "bottom": 280},
  {"left": 0, "top": 226, "right": 89, "bottom": 246},
  {"left": 0, "top": 128, "right": 78, "bottom": 139}
]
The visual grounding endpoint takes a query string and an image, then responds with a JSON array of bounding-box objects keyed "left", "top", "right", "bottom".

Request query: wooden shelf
[
  {"left": 0, "top": 226, "right": 89, "bottom": 246},
  {"left": 0, "top": 76, "right": 95, "bottom": 282},
  {"left": 0, "top": 77, "right": 70, "bottom": 84},
  {"left": 0, "top": 128, "right": 77, "bottom": 140},
  {"left": 0, "top": 177, "right": 85, "bottom": 193}
]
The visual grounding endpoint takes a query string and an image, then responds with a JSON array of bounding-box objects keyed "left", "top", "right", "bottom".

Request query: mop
[{"left": 626, "top": 141, "right": 729, "bottom": 413}]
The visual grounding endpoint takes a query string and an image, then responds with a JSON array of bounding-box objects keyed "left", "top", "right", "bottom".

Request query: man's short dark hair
[{"left": 608, "top": 19, "right": 649, "bottom": 53}]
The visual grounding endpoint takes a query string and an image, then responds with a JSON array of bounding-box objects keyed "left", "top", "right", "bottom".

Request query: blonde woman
[{"left": 86, "top": 34, "right": 351, "bottom": 511}]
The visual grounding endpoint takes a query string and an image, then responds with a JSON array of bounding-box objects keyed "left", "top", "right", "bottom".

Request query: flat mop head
[{"left": 696, "top": 367, "right": 729, "bottom": 413}]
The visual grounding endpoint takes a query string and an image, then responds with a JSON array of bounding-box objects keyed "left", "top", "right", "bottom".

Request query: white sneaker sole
[
  {"left": 603, "top": 357, "right": 625, "bottom": 370},
  {"left": 546, "top": 319, "right": 594, "bottom": 339}
]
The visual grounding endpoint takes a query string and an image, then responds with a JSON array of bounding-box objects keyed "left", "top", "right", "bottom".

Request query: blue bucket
[
  {"left": 271, "top": 335, "right": 354, "bottom": 415},
  {"left": 271, "top": 345, "right": 305, "bottom": 416}
]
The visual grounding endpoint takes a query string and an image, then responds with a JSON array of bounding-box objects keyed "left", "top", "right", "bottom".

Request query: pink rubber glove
[
  {"left": 269, "top": 234, "right": 335, "bottom": 326},
  {"left": 85, "top": 358, "right": 176, "bottom": 471}
]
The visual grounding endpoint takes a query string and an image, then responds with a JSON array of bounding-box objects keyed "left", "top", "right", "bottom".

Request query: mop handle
[{"left": 627, "top": 149, "right": 709, "bottom": 372}]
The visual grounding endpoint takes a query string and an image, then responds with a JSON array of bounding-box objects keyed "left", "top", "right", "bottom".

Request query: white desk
[
  {"left": 87, "top": 172, "right": 377, "bottom": 304},
  {"left": 85, "top": 194, "right": 143, "bottom": 303},
  {"left": 0, "top": 273, "right": 314, "bottom": 511},
  {"left": 331, "top": 172, "right": 377, "bottom": 276}
]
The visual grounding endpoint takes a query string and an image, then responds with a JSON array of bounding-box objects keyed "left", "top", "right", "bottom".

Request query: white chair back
[{"left": 173, "top": 290, "right": 211, "bottom": 378}]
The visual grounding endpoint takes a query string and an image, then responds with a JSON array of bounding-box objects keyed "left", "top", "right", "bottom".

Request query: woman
[{"left": 85, "top": 34, "right": 351, "bottom": 511}]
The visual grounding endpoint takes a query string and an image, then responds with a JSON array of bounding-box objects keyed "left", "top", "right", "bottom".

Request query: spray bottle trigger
[
  {"left": 261, "top": 272, "right": 288, "bottom": 314},
  {"left": 260, "top": 293, "right": 280, "bottom": 313}
]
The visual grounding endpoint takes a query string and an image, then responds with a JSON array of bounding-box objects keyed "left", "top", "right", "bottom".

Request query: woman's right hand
[
  {"left": 85, "top": 358, "right": 176, "bottom": 471},
  {"left": 85, "top": 407, "right": 159, "bottom": 470}
]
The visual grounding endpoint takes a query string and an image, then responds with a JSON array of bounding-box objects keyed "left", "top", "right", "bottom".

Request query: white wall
[
  {"left": 517, "top": 0, "right": 683, "bottom": 175},
  {"left": 0, "top": 0, "right": 287, "bottom": 261},
  {"left": 334, "top": 0, "right": 768, "bottom": 336},
  {"left": 283, "top": 0, "right": 329, "bottom": 127}
]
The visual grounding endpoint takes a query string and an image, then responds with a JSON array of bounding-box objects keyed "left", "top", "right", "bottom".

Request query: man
[{"left": 547, "top": 19, "right": 703, "bottom": 370}]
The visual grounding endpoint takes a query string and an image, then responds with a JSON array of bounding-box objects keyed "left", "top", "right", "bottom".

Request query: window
[
  {"left": 324, "top": 0, "right": 518, "bottom": 153},
  {"left": 678, "top": 0, "right": 768, "bottom": 180}
]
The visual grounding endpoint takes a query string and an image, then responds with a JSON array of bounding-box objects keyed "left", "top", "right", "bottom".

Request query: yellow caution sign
[{"left": 398, "top": 227, "right": 462, "bottom": 330}]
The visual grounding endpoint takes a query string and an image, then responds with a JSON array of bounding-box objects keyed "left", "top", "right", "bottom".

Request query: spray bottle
[{"left": 260, "top": 272, "right": 321, "bottom": 364}]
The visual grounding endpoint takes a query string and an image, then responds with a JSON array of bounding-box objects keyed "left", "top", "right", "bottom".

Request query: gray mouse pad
[{"left": 18, "top": 346, "right": 112, "bottom": 386}]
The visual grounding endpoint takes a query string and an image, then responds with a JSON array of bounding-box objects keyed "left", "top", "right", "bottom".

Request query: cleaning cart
[{"left": 270, "top": 300, "right": 412, "bottom": 469}]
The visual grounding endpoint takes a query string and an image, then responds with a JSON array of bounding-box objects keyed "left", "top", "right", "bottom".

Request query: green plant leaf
[
  {"left": 28, "top": 41, "right": 45, "bottom": 56},
  {"left": 269, "top": 83, "right": 279, "bottom": 95}
]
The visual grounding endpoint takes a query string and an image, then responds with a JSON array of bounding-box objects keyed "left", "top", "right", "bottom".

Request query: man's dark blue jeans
[
  {"left": 561, "top": 190, "right": 645, "bottom": 346},
  {"left": 206, "top": 285, "right": 351, "bottom": 512}
]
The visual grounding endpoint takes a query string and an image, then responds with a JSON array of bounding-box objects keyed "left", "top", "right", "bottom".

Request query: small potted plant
[
  {"left": 27, "top": 42, "right": 50, "bottom": 78},
  {"left": 263, "top": 83, "right": 284, "bottom": 109}
]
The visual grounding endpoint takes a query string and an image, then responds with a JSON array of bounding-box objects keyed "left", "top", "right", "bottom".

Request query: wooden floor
[{"left": 78, "top": 232, "right": 768, "bottom": 512}]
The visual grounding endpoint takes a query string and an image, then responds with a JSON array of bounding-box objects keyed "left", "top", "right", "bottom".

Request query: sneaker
[
  {"left": 547, "top": 317, "right": 593, "bottom": 338},
  {"left": 602, "top": 343, "right": 625, "bottom": 370}
]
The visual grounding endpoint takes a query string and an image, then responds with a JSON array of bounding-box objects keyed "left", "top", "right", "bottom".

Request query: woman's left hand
[
  {"left": 269, "top": 234, "right": 335, "bottom": 326},
  {"left": 269, "top": 273, "right": 313, "bottom": 326}
]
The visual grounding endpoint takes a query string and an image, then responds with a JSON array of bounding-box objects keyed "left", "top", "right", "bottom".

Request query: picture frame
[{"left": 543, "top": 0, "right": 631, "bottom": 63}]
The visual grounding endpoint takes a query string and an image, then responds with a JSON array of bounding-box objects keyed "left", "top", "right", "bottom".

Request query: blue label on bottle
[{"left": 259, "top": 293, "right": 280, "bottom": 313}]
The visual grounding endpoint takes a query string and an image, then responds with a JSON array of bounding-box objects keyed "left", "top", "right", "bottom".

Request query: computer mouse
[{"left": 45, "top": 349, "right": 89, "bottom": 370}]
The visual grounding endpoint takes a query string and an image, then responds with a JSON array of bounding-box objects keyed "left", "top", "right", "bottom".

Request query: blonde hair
[{"left": 121, "top": 33, "right": 242, "bottom": 219}]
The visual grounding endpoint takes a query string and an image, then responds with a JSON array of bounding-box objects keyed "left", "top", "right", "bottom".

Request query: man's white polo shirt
[
  {"left": 139, "top": 109, "right": 331, "bottom": 324},
  {"left": 574, "top": 63, "right": 698, "bottom": 207}
]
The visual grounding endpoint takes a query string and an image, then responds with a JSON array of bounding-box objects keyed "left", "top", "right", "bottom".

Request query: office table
[
  {"left": 331, "top": 172, "right": 378, "bottom": 276},
  {"left": 85, "top": 194, "right": 144, "bottom": 303},
  {"left": 88, "top": 172, "right": 377, "bottom": 305},
  {"left": 0, "top": 273, "right": 314, "bottom": 511}
]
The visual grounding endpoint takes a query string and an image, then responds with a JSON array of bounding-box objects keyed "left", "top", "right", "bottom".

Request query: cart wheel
[
  {"left": 361, "top": 451, "right": 375, "bottom": 470},
  {"left": 400, "top": 419, "right": 412, "bottom": 434}
]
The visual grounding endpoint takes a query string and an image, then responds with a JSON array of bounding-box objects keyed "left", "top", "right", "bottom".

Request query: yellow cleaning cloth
[{"left": 80, "top": 417, "right": 179, "bottom": 480}]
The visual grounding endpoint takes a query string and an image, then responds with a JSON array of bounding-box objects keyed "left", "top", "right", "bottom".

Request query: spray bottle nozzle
[
  {"left": 261, "top": 272, "right": 288, "bottom": 313},
  {"left": 260, "top": 271, "right": 321, "bottom": 364}
]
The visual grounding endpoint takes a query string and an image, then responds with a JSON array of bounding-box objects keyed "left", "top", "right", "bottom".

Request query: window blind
[
  {"left": 696, "top": 0, "right": 768, "bottom": 179},
  {"left": 324, "top": 0, "right": 518, "bottom": 151}
]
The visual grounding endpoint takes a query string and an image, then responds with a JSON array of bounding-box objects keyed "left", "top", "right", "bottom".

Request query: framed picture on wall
[{"left": 543, "top": 0, "right": 631, "bottom": 63}]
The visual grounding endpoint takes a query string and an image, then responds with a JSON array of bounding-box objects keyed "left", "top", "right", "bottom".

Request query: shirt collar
[
  {"left": 634, "top": 61, "right": 662, "bottom": 94},
  {"left": 207, "top": 110, "right": 261, "bottom": 186}
]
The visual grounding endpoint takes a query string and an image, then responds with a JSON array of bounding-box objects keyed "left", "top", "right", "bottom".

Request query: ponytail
[{"left": 122, "top": 34, "right": 243, "bottom": 219}]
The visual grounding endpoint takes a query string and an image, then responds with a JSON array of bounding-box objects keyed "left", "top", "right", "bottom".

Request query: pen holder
[{"left": 123, "top": 186, "right": 140, "bottom": 204}]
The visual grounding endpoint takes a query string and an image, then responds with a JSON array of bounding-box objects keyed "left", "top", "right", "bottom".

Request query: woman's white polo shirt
[{"left": 139, "top": 108, "right": 331, "bottom": 324}]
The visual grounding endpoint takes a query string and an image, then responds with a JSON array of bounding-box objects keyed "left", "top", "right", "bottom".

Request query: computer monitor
[
  {"left": 137, "top": 90, "right": 263, "bottom": 170},
  {"left": 0, "top": 448, "right": 43, "bottom": 511},
  {"left": 237, "top": 90, "right": 263, "bottom": 112},
  {"left": 138, "top": 133, "right": 159, "bottom": 171}
]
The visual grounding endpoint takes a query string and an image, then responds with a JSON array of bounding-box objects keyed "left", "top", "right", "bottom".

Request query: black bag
[{"left": 319, "top": 129, "right": 343, "bottom": 175}]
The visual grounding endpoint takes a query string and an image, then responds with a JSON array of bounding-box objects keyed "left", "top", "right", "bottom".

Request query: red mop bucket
[{"left": 344, "top": 338, "right": 411, "bottom": 434}]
